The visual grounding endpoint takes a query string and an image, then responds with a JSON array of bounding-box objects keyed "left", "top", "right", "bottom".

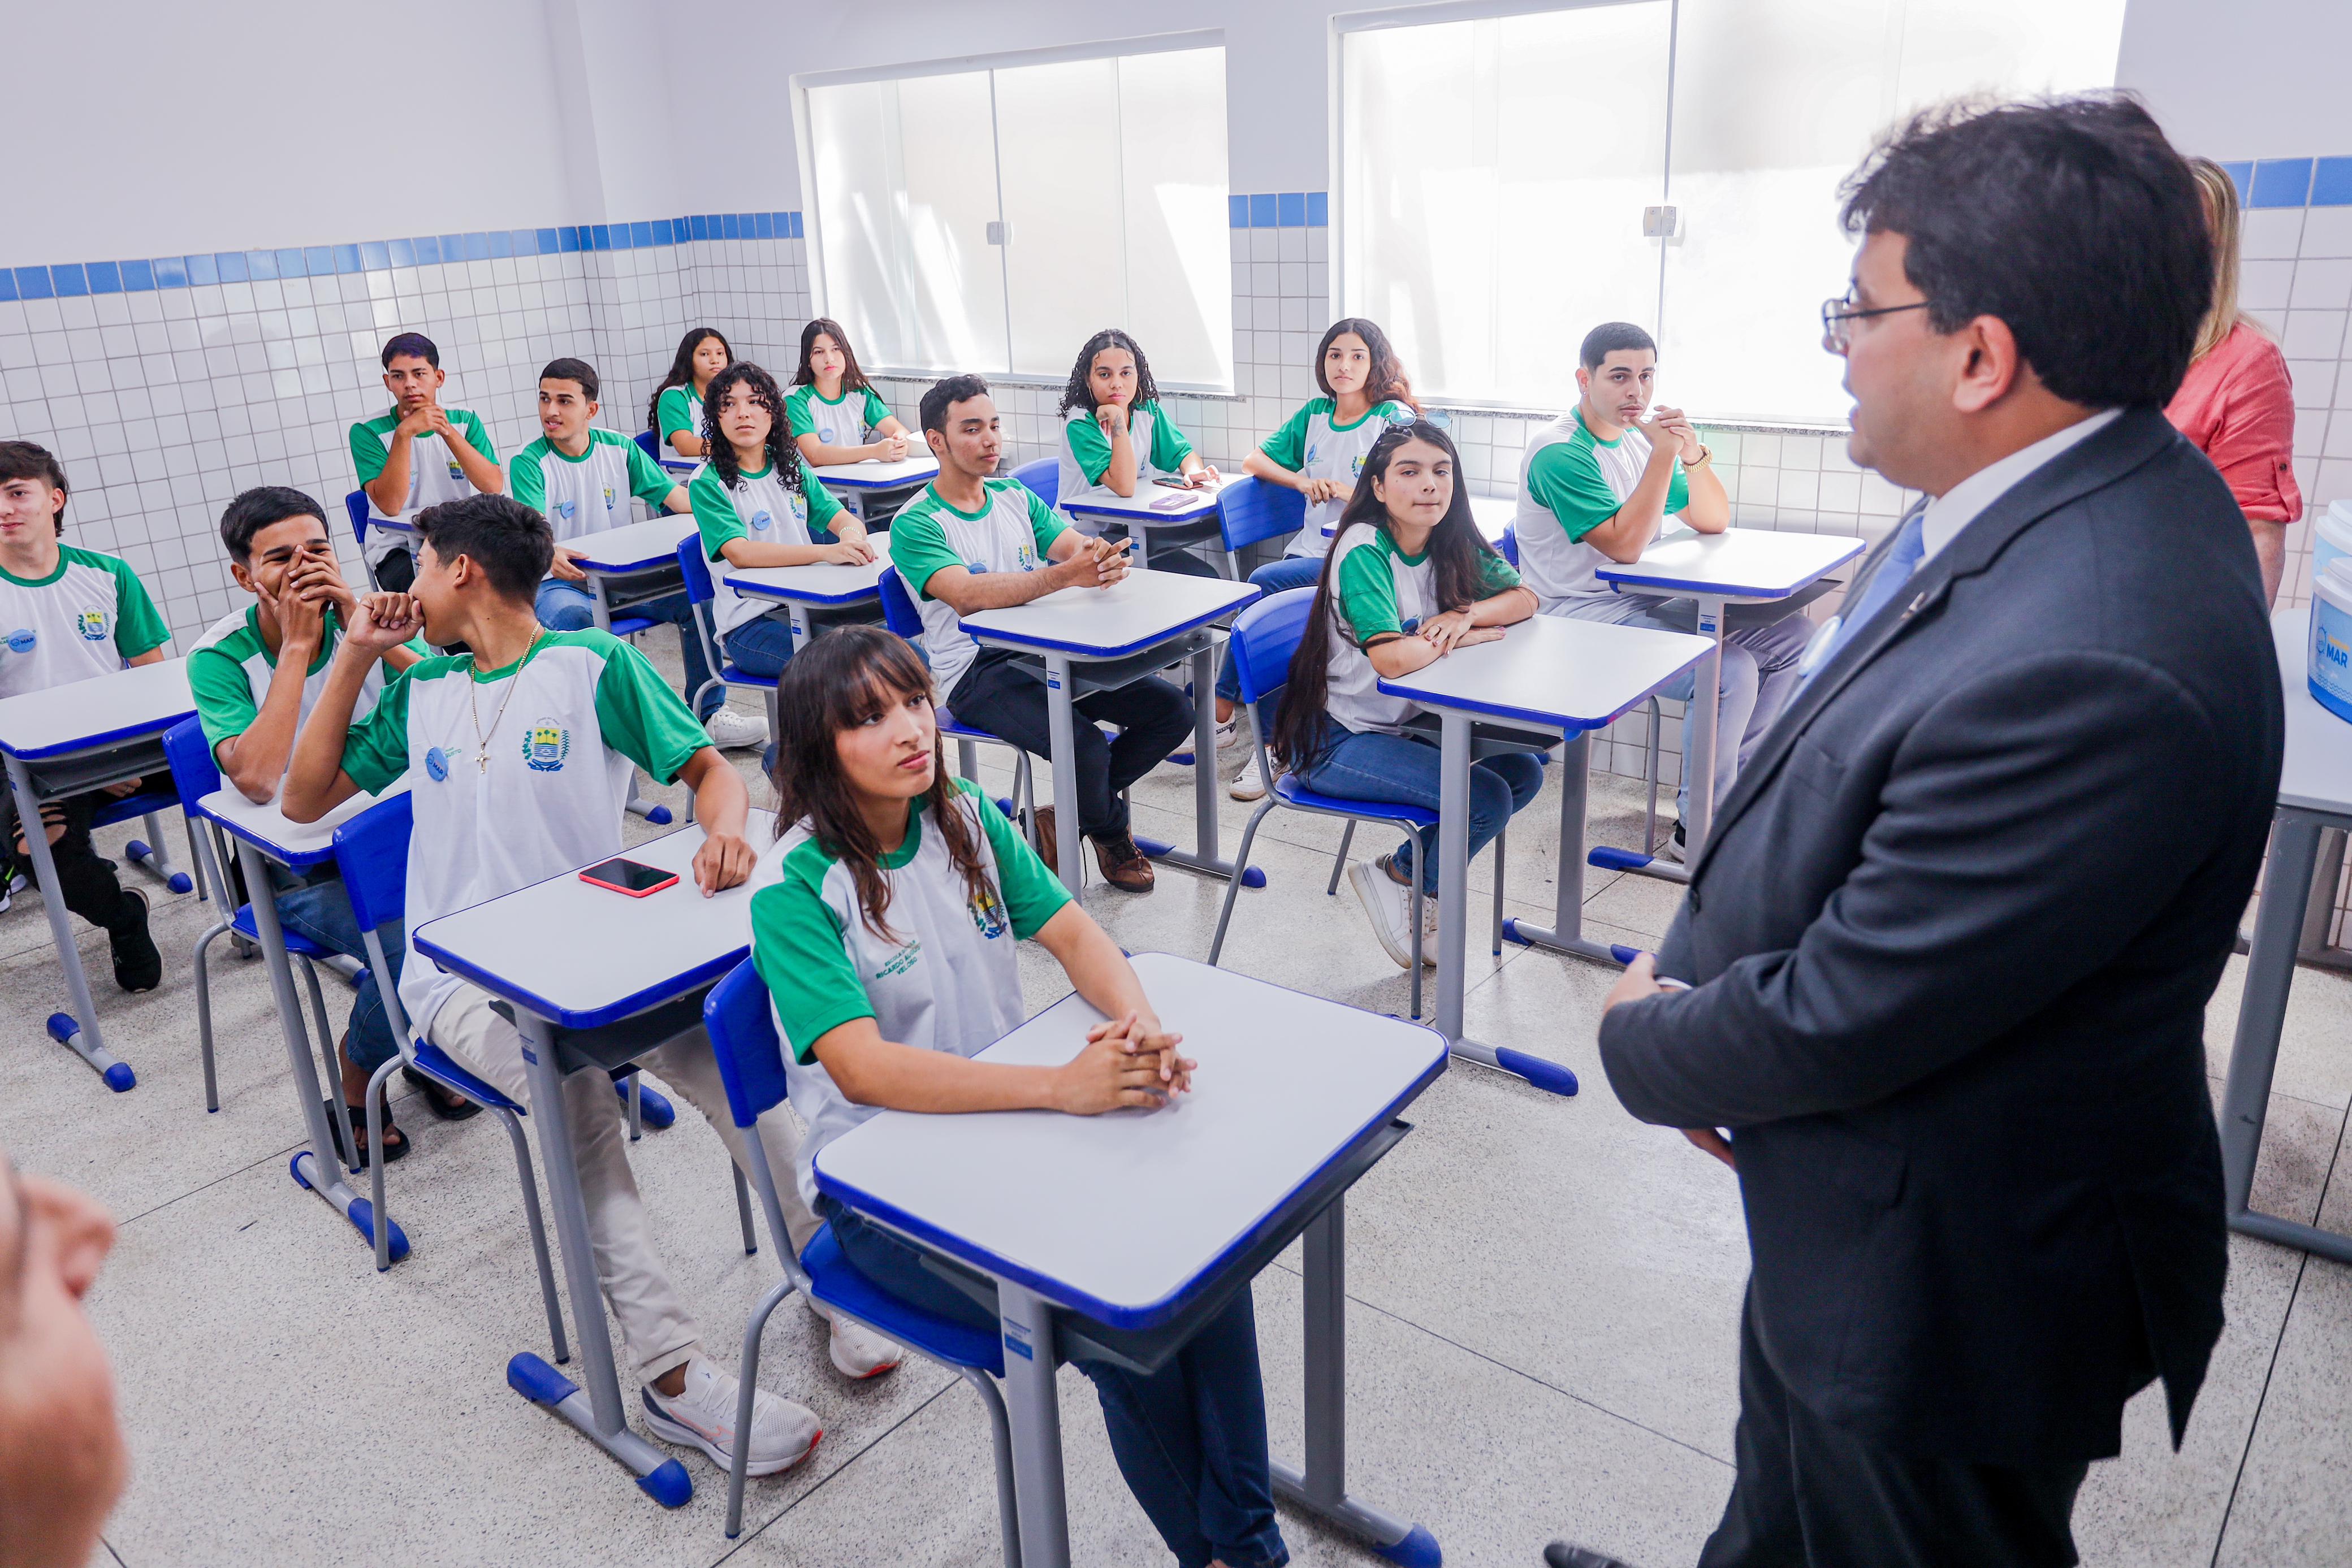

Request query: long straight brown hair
[{"left": 768, "top": 625, "right": 996, "bottom": 941}]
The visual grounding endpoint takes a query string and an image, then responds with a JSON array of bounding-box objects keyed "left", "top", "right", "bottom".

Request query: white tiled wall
[{"left": 2242, "top": 201, "right": 2352, "bottom": 609}]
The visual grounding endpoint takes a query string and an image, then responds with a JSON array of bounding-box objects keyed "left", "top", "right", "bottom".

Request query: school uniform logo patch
[
  {"left": 967, "top": 881, "right": 1009, "bottom": 940},
  {"left": 446, "top": 460, "right": 463, "bottom": 479},
  {"left": 3, "top": 628, "right": 33, "bottom": 654},
  {"left": 1351, "top": 454, "right": 1366, "bottom": 480},
  {"left": 1305, "top": 443, "right": 1320, "bottom": 467},
  {"left": 602, "top": 485, "right": 616, "bottom": 510},
  {"left": 424, "top": 746, "right": 451, "bottom": 782},
  {"left": 76, "top": 609, "right": 109, "bottom": 642},
  {"left": 522, "top": 720, "right": 571, "bottom": 772}
]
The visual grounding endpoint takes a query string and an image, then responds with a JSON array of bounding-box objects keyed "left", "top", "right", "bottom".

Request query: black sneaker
[
  {"left": 1656, "top": 820, "right": 1687, "bottom": 865},
  {"left": 110, "top": 890, "right": 162, "bottom": 993},
  {"left": 1546, "top": 1545, "right": 1638, "bottom": 1568}
]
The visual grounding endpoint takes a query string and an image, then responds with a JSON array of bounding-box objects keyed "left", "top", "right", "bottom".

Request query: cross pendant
[{"left": 477, "top": 751, "right": 490, "bottom": 774}]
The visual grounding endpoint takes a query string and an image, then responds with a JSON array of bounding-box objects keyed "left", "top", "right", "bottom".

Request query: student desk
[
  {"left": 961, "top": 570, "right": 1261, "bottom": 896},
  {"left": 197, "top": 782, "right": 411, "bottom": 1258},
  {"left": 1376, "top": 616, "right": 1713, "bottom": 1072},
  {"left": 1322, "top": 493, "right": 1515, "bottom": 546},
  {"left": 808, "top": 454, "right": 939, "bottom": 525},
  {"left": 0, "top": 659, "right": 197, "bottom": 1090},
  {"left": 721, "top": 545, "right": 895, "bottom": 733},
  {"left": 409, "top": 814, "right": 774, "bottom": 1506},
  {"left": 1061, "top": 480, "right": 1230, "bottom": 577},
  {"left": 567, "top": 515, "right": 699, "bottom": 633},
  {"left": 816, "top": 951, "right": 1447, "bottom": 1568},
  {"left": 1593, "top": 527, "right": 1862, "bottom": 860},
  {"left": 2222, "top": 604, "right": 2352, "bottom": 1263}
]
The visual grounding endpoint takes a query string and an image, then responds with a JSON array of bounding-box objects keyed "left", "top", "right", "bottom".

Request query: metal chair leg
[
  {"left": 498, "top": 1106, "right": 570, "bottom": 1361},
  {"left": 959, "top": 1366, "right": 1024, "bottom": 1568},
  {"left": 365, "top": 1056, "right": 401, "bottom": 1272},
  {"left": 1492, "top": 826, "right": 1506, "bottom": 957},
  {"left": 298, "top": 958, "right": 357, "bottom": 1169},
  {"left": 189, "top": 915, "right": 231, "bottom": 1112},
  {"left": 1327, "top": 819, "right": 1357, "bottom": 895},
  {"left": 725, "top": 1276, "right": 797, "bottom": 1539},
  {"left": 1644, "top": 696, "right": 1663, "bottom": 854},
  {"left": 627, "top": 1071, "right": 643, "bottom": 1141},
  {"left": 1409, "top": 866, "right": 1424, "bottom": 1021},
  {"left": 1208, "top": 800, "right": 1278, "bottom": 965},
  {"left": 733, "top": 1164, "right": 759, "bottom": 1257}
]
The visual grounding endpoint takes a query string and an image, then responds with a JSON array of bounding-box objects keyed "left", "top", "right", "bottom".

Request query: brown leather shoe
[
  {"left": 1030, "top": 805, "right": 1058, "bottom": 874},
  {"left": 1092, "top": 830, "right": 1156, "bottom": 892}
]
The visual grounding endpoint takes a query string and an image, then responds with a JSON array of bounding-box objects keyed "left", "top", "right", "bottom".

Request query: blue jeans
[
  {"left": 1215, "top": 555, "right": 1326, "bottom": 704},
  {"left": 820, "top": 1198, "right": 1287, "bottom": 1568},
  {"left": 1298, "top": 724, "right": 1545, "bottom": 894},
  {"left": 273, "top": 879, "right": 403, "bottom": 1077},
  {"left": 720, "top": 611, "right": 798, "bottom": 679},
  {"left": 535, "top": 581, "right": 721, "bottom": 720}
]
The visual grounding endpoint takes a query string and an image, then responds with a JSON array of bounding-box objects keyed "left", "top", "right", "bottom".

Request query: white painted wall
[{"left": 2116, "top": 0, "right": 2352, "bottom": 160}]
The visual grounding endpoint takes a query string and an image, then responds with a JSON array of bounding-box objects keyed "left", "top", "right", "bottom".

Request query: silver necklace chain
[{"left": 462, "top": 630, "right": 543, "bottom": 773}]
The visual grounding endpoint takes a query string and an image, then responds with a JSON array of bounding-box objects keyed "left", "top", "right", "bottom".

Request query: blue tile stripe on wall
[
  {"left": 1228, "top": 192, "right": 1330, "bottom": 228},
  {"left": 2225, "top": 157, "right": 2352, "bottom": 209},
  {"left": 0, "top": 211, "right": 807, "bottom": 304}
]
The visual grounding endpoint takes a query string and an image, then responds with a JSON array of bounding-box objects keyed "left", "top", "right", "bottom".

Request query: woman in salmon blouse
[{"left": 2168, "top": 157, "right": 2303, "bottom": 607}]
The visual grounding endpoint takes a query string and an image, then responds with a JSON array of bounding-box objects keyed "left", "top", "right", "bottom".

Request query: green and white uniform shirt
[
  {"left": 655, "top": 383, "right": 708, "bottom": 452},
  {"left": 335, "top": 629, "right": 708, "bottom": 1037},
  {"left": 887, "top": 479, "right": 1067, "bottom": 699},
  {"left": 1056, "top": 400, "right": 1195, "bottom": 534},
  {"left": 1513, "top": 409, "right": 1687, "bottom": 612},
  {"left": 0, "top": 547, "right": 171, "bottom": 700},
  {"left": 688, "top": 458, "right": 849, "bottom": 636},
  {"left": 509, "top": 429, "right": 677, "bottom": 549},
  {"left": 1259, "top": 397, "right": 1414, "bottom": 555},
  {"left": 186, "top": 605, "right": 424, "bottom": 752},
  {"left": 786, "top": 384, "right": 895, "bottom": 452},
  {"left": 348, "top": 406, "right": 498, "bottom": 565},
  {"left": 1322, "top": 522, "right": 1523, "bottom": 737},
  {"left": 749, "top": 777, "right": 1070, "bottom": 1207}
]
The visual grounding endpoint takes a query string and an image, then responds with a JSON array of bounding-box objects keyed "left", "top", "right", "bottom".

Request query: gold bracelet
[{"left": 1687, "top": 444, "right": 1713, "bottom": 469}]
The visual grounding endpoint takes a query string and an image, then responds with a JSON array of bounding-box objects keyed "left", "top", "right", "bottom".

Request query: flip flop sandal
[
  {"left": 401, "top": 1064, "right": 484, "bottom": 1120},
  {"left": 323, "top": 1098, "right": 409, "bottom": 1167}
]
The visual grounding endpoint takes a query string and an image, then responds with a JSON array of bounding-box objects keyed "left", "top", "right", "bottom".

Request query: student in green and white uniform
[
  {"left": 350, "top": 332, "right": 504, "bottom": 594},
  {"left": 1053, "top": 327, "right": 1220, "bottom": 577},
  {"left": 747, "top": 625, "right": 1289, "bottom": 1568},
  {"left": 690, "top": 362, "right": 875, "bottom": 692},
  {"left": 188, "top": 487, "right": 431, "bottom": 1156},
  {"left": 0, "top": 441, "right": 168, "bottom": 990},
  {"left": 1266, "top": 420, "right": 1543, "bottom": 970},
  {"left": 1516, "top": 321, "right": 1809, "bottom": 858},
  {"left": 280, "top": 493, "right": 904, "bottom": 1470},
  {"left": 786, "top": 318, "right": 910, "bottom": 469},
  {"left": 646, "top": 327, "right": 733, "bottom": 461}
]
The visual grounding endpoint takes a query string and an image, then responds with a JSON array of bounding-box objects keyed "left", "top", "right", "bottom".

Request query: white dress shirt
[{"left": 1918, "top": 407, "right": 2122, "bottom": 566}]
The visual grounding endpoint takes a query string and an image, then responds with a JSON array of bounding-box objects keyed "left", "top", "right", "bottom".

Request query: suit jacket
[{"left": 1598, "top": 407, "right": 2282, "bottom": 1467}]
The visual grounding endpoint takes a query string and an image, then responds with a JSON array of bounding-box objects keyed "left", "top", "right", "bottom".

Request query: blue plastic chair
[
  {"left": 343, "top": 490, "right": 385, "bottom": 591},
  {"left": 1497, "top": 521, "right": 1518, "bottom": 568},
  {"left": 702, "top": 959, "right": 1018, "bottom": 1555},
  {"left": 1214, "top": 475, "right": 1307, "bottom": 579},
  {"left": 675, "top": 536, "right": 781, "bottom": 740},
  {"left": 633, "top": 430, "right": 663, "bottom": 465},
  {"left": 877, "top": 565, "right": 1035, "bottom": 834},
  {"left": 163, "top": 716, "right": 345, "bottom": 1123},
  {"left": 1010, "top": 456, "right": 1057, "bottom": 510}
]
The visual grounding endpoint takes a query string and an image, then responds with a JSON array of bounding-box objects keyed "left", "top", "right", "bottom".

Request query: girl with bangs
[
  {"left": 788, "top": 318, "right": 911, "bottom": 468},
  {"left": 648, "top": 327, "right": 733, "bottom": 460},
  {"left": 747, "top": 625, "right": 1290, "bottom": 1568}
]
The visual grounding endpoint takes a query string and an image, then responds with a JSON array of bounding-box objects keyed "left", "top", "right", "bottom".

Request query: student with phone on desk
[
  {"left": 1055, "top": 328, "right": 1221, "bottom": 578},
  {"left": 282, "top": 493, "right": 905, "bottom": 1483}
]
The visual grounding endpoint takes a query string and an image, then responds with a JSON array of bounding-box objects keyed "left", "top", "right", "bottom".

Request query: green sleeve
[
  {"left": 1143, "top": 402, "right": 1194, "bottom": 471},
  {"left": 593, "top": 638, "right": 710, "bottom": 785},
  {"left": 457, "top": 409, "right": 498, "bottom": 465},
  {"left": 862, "top": 387, "right": 895, "bottom": 430},
  {"left": 1476, "top": 551, "right": 1525, "bottom": 597},
  {"left": 1064, "top": 413, "right": 1112, "bottom": 486},
  {"left": 349, "top": 421, "right": 388, "bottom": 484},
  {"left": 888, "top": 506, "right": 963, "bottom": 601},
  {"left": 784, "top": 385, "right": 816, "bottom": 440},
  {"left": 1257, "top": 401, "right": 1315, "bottom": 470},
  {"left": 1526, "top": 443, "right": 1628, "bottom": 544},
  {"left": 1024, "top": 485, "right": 1069, "bottom": 556},
  {"left": 657, "top": 386, "right": 698, "bottom": 441},
  {"left": 750, "top": 874, "right": 875, "bottom": 1065},
  {"left": 339, "top": 668, "right": 414, "bottom": 796},
  {"left": 804, "top": 471, "right": 847, "bottom": 536},
  {"left": 187, "top": 645, "right": 260, "bottom": 750},
  {"left": 962, "top": 779, "right": 1070, "bottom": 938},
  {"left": 1335, "top": 546, "right": 1403, "bottom": 644},
  {"left": 625, "top": 439, "right": 677, "bottom": 508},
  {"left": 107, "top": 560, "right": 170, "bottom": 659},
  {"left": 508, "top": 450, "right": 545, "bottom": 514},
  {"left": 1665, "top": 466, "right": 1690, "bottom": 517},
  {"left": 689, "top": 465, "right": 745, "bottom": 561}
]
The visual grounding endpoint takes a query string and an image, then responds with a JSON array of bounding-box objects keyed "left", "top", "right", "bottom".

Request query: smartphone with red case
[{"left": 578, "top": 857, "right": 678, "bottom": 897}]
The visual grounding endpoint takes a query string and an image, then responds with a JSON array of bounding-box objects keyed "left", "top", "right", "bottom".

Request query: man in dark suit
[{"left": 1568, "top": 97, "right": 2284, "bottom": 1567}]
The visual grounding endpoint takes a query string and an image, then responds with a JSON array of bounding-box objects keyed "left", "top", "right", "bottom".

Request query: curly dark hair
[
  {"left": 1057, "top": 328, "right": 1161, "bottom": 417},
  {"left": 704, "top": 362, "right": 804, "bottom": 492},
  {"left": 645, "top": 327, "right": 731, "bottom": 437}
]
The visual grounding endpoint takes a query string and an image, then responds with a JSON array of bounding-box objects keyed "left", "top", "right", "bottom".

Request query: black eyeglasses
[{"left": 1821, "top": 293, "right": 1931, "bottom": 354}]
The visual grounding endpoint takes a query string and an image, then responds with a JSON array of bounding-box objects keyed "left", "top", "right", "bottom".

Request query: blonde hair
[{"left": 2189, "top": 157, "right": 2247, "bottom": 362}]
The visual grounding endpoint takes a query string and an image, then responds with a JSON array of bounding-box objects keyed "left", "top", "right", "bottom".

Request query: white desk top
[
  {"left": 567, "top": 514, "right": 698, "bottom": 575},
  {"left": 2276, "top": 604, "right": 2352, "bottom": 816},
  {"left": 1061, "top": 479, "right": 1223, "bottom": 523},
  {"left": 197, "top": 779, "right": 410, "bottom": 868},
  {"left": 810, "top": 454, "right": 938, "bottom": 491},
  {"left": 0, "top": 659, "right": 193, "bottom": 761},
  {"left": 1376, "top": 614, "right": 1713, "bottom": 733},
  {"left": 725, "top": 537, "right": 893, "bottom": 606},
  {"left": 1596, "top": 525, "right": 1863, "bottom": 601},
  {"left": 814, "top": 952, "right": 1446, "bottom": 1328},
  {"left": 961, "top": 569, "right": 1257, "bottom": 660},
  {"left": 1325, "top": 493, "right": 1516, "bottom": 542},
  {"left": 409, "top": 812, "right": 776, "bottom": 1030}
]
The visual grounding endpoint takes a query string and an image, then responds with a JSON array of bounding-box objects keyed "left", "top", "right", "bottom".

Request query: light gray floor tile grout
[{"left": 714, "top": 1378, "right": 964, "bottom": 1566}]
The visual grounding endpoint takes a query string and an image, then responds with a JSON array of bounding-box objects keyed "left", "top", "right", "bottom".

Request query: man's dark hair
[
  {"left": 540, "top": 357, "right": 600, "bottom": 402},
  {"left": 219, "top": 486, "right": 327, "bottom": 564},
  {"left": 416, "top": 494, "right": 552, "bottom": 600},
  {"left": 1838, "top": 93, "right": 2211, "bottom": 408},
  {"left": 380, "top": 332, "right": 439, "bottom": 369},
  {"left": 1579, "top": 322, "right": 1657, "bottom": 371},
  {"left": 920, "top": 374, "right": 994, "bottom": 437},
  {"left": 0, "top": 441, "right": 68, "bottom": 532}
]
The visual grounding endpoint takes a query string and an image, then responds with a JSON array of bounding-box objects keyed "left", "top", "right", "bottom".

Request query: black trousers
[
  {"left": 373, "top": 544, "right": 417, "bottom": 592},
  {"left": 946, "top": 647, "right": 1194, "bottom": 839},
  {"left": 5, "top": 789, "right": 140, "bottom": 935},
  {"left": 1700, "top": 1299, "right": 2090, "bottom": 1568}
]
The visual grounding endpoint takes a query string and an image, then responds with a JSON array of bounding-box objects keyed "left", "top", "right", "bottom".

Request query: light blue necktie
[{"left": 1796, "top": 509, "right": 1927, "bottom": 694}]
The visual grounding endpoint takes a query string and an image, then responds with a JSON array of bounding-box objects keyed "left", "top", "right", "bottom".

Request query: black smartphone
[{"left": 578, "top": 857, "right": 679, "bottom": 898}]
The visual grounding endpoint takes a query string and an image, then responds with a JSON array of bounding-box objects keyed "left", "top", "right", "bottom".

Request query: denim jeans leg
[
  {"left": 1216, "top": 555, "right": 1326, "bottom": 705},
  {"left": 721, "top": 613, "right": 798, "bottom": 680},
  {"left": 273, "top": 882, "right": 405, "bottom": 1076},
  {"left": 630, "top": 589, "right": 720, "bottom": 718},
  {"left": 534, "top": 579, "right": 597, "bottom": 631}
]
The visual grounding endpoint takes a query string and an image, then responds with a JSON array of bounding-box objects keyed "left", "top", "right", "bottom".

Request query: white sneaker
[
  {"left": 1214, "top": 716, "right": 1246, "bottom": 754},
  {"left": 1418, "top": 891, "right": 1441, "bottom": 966},
  {"left": 1348, "top": 857, "right": 1418, "bottom": 969},
  {"left": 1229, "top": 750, "right": 1268, "bottom": 802},
  {"left": 807, "top": 1296, "right": 904, "bottom": 1379},
  {"left": 704, "top": 705, "right": 770, "bottom": 750},
  {"left": 640, "top": 1356, "right": 821, "bottom": 1477}
]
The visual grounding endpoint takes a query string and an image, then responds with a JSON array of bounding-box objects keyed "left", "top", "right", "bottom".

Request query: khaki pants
[{"left": 429, "top": 981, "right": 820, "bottom": 1384}]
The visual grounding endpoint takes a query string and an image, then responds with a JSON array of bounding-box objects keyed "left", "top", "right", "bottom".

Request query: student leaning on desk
[
  {"left": 279, "top": 493, "right": 903, "bottom": 1482},
  {"left": 647, "top": 325, "right": 733, "bottom": 461}
]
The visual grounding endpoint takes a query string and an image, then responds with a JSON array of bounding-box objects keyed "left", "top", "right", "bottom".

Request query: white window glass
[
  {"left": 1112, "top": 49, "right": 1233, "bottom": 391},
  {"left": 1341, "top": 5, "right": 1671, "bottom": 408}
]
